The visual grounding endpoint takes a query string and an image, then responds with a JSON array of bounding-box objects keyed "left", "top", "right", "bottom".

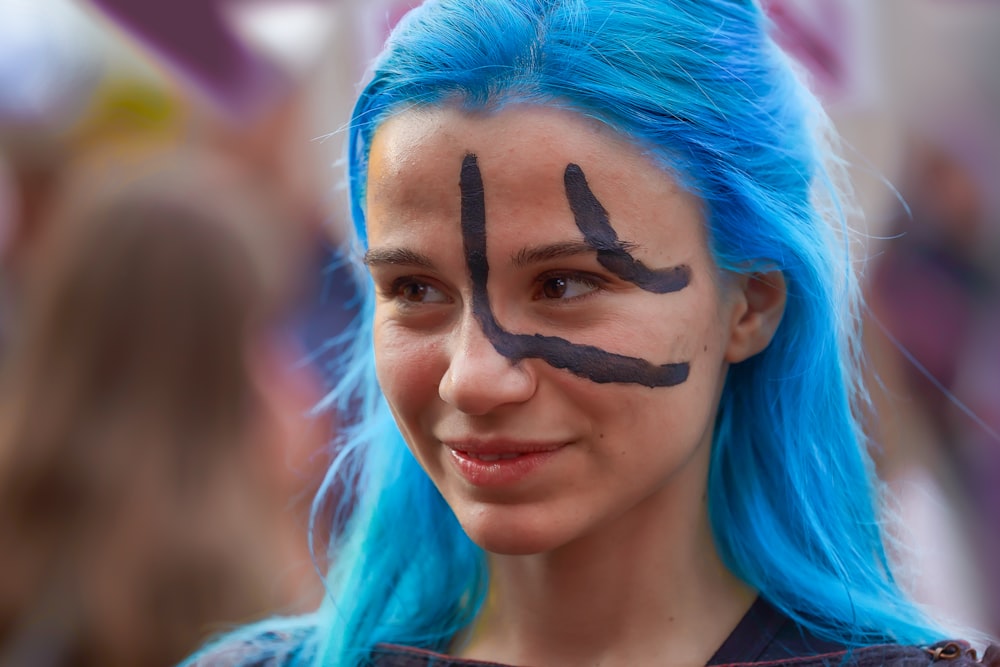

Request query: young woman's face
[{"left": 366, "top": 105, "right": 742, "bottom": 555}]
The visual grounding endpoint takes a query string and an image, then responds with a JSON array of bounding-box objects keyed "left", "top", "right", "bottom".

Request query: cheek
[
  {"left": 590, "top": 367, "right": 722, "bottom": 475},
  {"left": 607, "top": 289, "right": 728, "bottom": 364},
  {"left": 671, "top": 313, "right": 726, "bottom": 363},
  {"left": 665, "top": 281, "right": 732, "bottom": 358},
  {"left": 374, "top": 323, "right": 444, "bottom": 412},
  {"left": 586, "top": 305, "right": 728, "bottom": 437}
]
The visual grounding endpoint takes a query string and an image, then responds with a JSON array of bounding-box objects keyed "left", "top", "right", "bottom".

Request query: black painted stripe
[{"left": 459, "top": 153, "right": 689, "bottom": 388}]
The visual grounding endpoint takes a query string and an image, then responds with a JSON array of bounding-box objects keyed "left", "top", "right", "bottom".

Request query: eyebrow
[
  {"left": 364, "top": 239, "right": 645, "bottom": 270},
  {"left": 362, "top": 247, "right": 436, "bottom": 269},
  {"left": 510, "top": 239, "right": 641, "bottom": 268}
]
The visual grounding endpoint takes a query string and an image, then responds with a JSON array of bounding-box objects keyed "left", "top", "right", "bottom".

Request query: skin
[{"left": 365, "top": 104, "right": 786, "bottom": 667}]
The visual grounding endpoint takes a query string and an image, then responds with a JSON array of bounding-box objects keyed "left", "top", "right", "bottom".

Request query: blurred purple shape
[{"left": 86, "top": 0, "right": 289, "bottom": 119}]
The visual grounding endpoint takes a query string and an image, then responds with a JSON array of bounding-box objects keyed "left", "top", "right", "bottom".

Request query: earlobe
[{"left": 725, "top": 270, "right": 787, "bottom": 363}]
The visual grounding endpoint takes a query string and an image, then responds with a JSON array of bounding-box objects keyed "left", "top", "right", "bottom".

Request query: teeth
[{"left": 468, "top": 452, "right": 522, "bottom": 462}]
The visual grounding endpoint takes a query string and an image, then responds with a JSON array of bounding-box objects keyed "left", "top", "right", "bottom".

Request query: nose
[{"left": 439, "top": 314, "right": 536, "bottom": 415}]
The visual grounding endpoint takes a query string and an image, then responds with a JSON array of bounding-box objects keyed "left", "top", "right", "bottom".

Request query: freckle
[
  {"left": 599, "top": 433, "right": 604, "bottom": 439},
  {"left": 703, "top": 345, "right": 708, "bottom": 352},
  {"left": 668, "top": 616, "right": 675, "bottom": 623}
]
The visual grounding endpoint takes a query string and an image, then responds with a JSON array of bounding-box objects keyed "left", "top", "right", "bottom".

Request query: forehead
[
  {"left": 365, "top": 104, "right": 705, "bottom": 256},
  {"left": 369, "top": 104, "right": 689, "bottom": 204},
  {"left": 371, "top": 104, "right": 637, "bottom": 167}
]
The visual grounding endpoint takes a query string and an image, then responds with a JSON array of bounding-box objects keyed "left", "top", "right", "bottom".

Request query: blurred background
[{"left": 0, "top": 0, "right": 997, "bottom": 665}]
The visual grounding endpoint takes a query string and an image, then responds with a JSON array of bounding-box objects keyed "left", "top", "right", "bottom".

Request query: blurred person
[
  {"left": 0, "top": 145, "right": 329, "bottom": 667},
  {"left": 866, "top": 138, "right": 1000, "bottom": 638},
  {"left": 858, "top": 0, "right": 1000, "bottom": 638},
  {"left": 72, "top": 0, "right": 370, "bottom": 403},
  {"left": 0, "top": 0, "right": 190, "bottom": 356}
]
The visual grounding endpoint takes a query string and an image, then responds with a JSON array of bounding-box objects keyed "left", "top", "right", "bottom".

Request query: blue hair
[{"left": 185, "top": 1, "right": 943, "bottom": 665}]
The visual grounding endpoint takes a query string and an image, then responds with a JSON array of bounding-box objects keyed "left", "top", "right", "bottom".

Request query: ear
[{"left": 725, "top": 270, "right": 787, "bottom": 363}]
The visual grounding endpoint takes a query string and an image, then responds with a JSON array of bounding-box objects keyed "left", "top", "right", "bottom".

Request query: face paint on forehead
[
  {"left": 460, "top": 153, "right": 690, "bottom": 389},
  {"left": 564, "top": 164, "right": 691, "bottom": 294}
]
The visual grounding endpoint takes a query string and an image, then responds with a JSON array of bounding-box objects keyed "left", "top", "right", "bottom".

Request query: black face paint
[
  {"left": 460, "top": 153, "right": 690, "bottom": 388},
  {"left": 563, "top": 164, "right": 691, "bottom": 294}
]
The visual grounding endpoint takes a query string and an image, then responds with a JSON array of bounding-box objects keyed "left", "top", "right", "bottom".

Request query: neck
[{"left": 455, "top": 490, "right": 755, "bottom": 667}]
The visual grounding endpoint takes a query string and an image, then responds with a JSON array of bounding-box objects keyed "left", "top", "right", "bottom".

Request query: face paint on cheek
[{"left": 459, "top": 153, "right": 690, "bottom": 389}]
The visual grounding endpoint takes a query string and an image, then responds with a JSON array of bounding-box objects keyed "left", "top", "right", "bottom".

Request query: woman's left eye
[{"left": 534, "top": 274, "right": 602, "bottom": 301}]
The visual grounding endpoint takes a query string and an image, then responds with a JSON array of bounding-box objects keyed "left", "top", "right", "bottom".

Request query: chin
[{"left": 457, "top": 509, "right": 573, "bottom": 556}]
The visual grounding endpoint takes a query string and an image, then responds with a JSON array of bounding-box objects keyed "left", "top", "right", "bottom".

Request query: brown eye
[
  {"left": 401, "top": 283, "right": 428, "bottom": 301},
  {"left": 536, "top": 274, "right": 601, "bottom": 301},
  {"left": 541, "top": 277, "right": 568, "bottom": 299},
  {"left": 393, "top": 279, "right": 448, "bottom": 304}
]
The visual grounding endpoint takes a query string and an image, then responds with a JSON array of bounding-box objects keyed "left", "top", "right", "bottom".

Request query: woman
[{"left": 190, "top": 0, "right": 992, "bottom": 665}]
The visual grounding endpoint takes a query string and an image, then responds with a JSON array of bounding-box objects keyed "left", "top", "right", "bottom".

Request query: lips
[
  {"left": 462, "top": 451, "right": 524, "bottom": 462},
  {"left": 443, "top": 440, "right": 566, "bottom": 487}
]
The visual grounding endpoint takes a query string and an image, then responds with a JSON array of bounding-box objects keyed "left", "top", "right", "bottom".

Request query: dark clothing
[
  {"left": 370, "top": 644, "right": 995, "bottom": 667},
  {"left": 368, "top": 598, "right": 992, "bottom": 667},
  {"left": 194, "top": 598, "right": 998, "bottom": 667}
]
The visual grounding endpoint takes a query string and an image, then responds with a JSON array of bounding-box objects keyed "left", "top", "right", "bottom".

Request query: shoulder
[
  {"left": 730, "top": 641, "right": 1000, "bottom": 667},
  {"left": 720, "top": 597, "right": 999, "bottom": 667},
  {"left": 919, "top": 641, "right": 1000, "bottom": 667}
]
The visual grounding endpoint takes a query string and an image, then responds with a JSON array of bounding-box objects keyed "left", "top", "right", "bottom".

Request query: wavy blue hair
[{"left": 185, "top": 1, "right": 943, "bottom": 665}]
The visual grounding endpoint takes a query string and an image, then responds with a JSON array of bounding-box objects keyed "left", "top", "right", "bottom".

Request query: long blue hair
[{"left": 185, "top": 1, "right": 943, "bottom": 665}]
